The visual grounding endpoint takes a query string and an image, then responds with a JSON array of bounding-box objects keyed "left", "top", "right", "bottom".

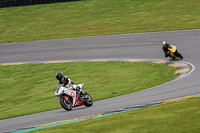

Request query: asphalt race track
[{"left": 0, "top": 29, "right": 200, "bottom": 132}]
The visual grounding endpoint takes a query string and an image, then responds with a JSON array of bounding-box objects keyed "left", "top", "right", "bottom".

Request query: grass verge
[
  {"left": 28, "top": 97, "right": 200, "bottom": 133},
  {"left": 0, "top": 62, "right": 176, "bottom": 120},
  {"left": 0, "top": 0, "right": 200, "bottom": 43}
]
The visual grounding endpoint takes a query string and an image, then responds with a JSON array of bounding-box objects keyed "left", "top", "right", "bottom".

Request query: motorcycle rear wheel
[
  {"left": 60, "top": 96, "right": 73, "bottom": 111},
  {"left": 178, "top": 52, "right": 183, "bottom": 59},
  {"left": 84, "top": 92, "right": 93, "bottom": 107},
  {"left": 176, "top": 51, "right": 183, "bottom": 59}
]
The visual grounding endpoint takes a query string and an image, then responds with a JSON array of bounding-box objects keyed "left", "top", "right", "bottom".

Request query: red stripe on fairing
[
  {"left": 61, "top": 96, "right": 68, "bottom": 101},
  {"left": 74, "top": 96, "right": 84, "bottom": 107}
]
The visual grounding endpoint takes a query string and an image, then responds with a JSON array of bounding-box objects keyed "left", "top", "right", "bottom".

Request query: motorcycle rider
[
  {"left": 56, "top": 72, "right": 85, "bottom": 98},
  {"left": 162, "top": 41, "right": 183, "bottom": 59}
]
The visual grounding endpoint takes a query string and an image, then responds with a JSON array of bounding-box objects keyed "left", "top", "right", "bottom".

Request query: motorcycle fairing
[
  {"left": 168, "top": 45, "right": 177, "bottom": 52},
  {"left": 167, "top": 44, "right": 180, "bottom": 58},
  {"left": 64, "top": 90, "right": 79, "bottom": 106},
  {"left": 74, "top": 96, "right": 84, "bottom": 107},
  {"left": 65, "top": 90, "right": 76, "bottom": 98},
  {"left": 65, "top": 89, "right": 84, "bottom": 106}
]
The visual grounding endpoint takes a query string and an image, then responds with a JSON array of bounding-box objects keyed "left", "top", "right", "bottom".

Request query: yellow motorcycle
[{"left": 167, "top": 44, "right": 183, "bottom": 59}]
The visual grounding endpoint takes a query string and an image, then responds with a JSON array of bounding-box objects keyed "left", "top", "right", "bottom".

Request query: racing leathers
[
  {"left": 162, "top": 43, "right": 170, "bottom": 57},
  {"left": 57, "top": 76, "right": 85, "bottom": 96}
]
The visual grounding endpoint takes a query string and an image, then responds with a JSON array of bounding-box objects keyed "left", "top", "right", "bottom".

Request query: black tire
[
  {"left": 84, "top": 92, "right": 93, "bottom": 107},
  {"left": 176, "top": 52, "right": 183, "bottom": 59},
  {"left": 179, "top": 53, "right": 183, "bottom": 59},
  {"left": 60, "top": 96, "right": 73, "bottom": 111}
]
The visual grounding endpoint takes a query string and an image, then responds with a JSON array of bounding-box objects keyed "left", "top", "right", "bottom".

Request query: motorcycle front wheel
[{"left": 60, "top": 96, "right": 73, "bottom": 111}]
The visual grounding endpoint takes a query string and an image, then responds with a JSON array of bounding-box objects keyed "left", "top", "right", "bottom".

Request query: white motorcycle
[{"left": 55, "top": 84, "right": 93, "bottom": 111}]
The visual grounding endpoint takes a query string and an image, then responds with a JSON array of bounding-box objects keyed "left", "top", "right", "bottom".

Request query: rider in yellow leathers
[{"left": 162, "top": 41, "right": 183, "bottom": 59}]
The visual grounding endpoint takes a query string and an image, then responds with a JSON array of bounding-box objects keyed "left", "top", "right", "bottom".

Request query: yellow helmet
[{"left": 163, "top": 41, "right": 166, "bottom": 45}]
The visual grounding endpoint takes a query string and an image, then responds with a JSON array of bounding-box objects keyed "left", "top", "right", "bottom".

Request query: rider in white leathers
[{"left": 56, "top": 72, "right": 85, "bottom": 97}]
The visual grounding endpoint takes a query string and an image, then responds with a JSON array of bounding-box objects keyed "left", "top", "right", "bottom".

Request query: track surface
[{"left": 1, "top": 29, "right": 200, "bottom": 132}]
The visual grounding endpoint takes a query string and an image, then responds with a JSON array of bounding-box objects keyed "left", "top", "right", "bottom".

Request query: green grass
[
  {"left": 0, "top": 0, "right": 200, "bottom": 43},
  {"left": 0, "top": 0, "right": 198, "bottom": 130},
  {"left": 0, "top": 62, "right": 176, "bottom": 120},
  {"left": 28, "top": 97, "right": 200, "bottom": 133}
]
